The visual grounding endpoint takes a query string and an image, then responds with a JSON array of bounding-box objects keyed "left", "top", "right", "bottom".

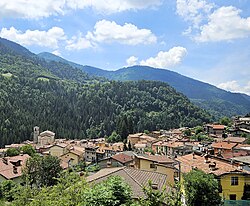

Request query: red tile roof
[
  {"left": 211, "top": 142, "right": 237, "bottom": 150},
  {"left": 176, "top": 153, "right": 250, "bottom": 176},
  {"left": 111, "top": 153, "right": 133, "bottom": 164},
  {"left": 0, "top": 154, "right": 30, "bottom": 180}
]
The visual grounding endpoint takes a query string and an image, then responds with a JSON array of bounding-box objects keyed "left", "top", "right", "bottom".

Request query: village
[{"left": 1, "top": 116, "right": 250, "bottom": 203}]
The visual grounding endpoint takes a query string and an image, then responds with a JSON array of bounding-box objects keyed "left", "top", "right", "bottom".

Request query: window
[
  {"left": 150, "top": 163, "right": 156, "bottom": 169},
  {"left": 231, "top": 177, "right": 239, "bottom": 186},
  {"left": 229, "top": 194, "right": 236, "bottom": 200}
]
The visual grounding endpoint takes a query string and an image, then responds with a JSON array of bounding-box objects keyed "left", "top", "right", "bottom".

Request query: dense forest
[{"left": 0, "top": 38, "right": 212, "bottom": 147}]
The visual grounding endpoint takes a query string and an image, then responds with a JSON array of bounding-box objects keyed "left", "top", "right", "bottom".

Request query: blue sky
[{"left": 0, "top": 0, "right": 250, "bottom": 95}]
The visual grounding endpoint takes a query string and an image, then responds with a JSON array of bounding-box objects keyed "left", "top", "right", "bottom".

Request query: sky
[{"left": 0, "top": 0, "right": 250, "bottom": 95}]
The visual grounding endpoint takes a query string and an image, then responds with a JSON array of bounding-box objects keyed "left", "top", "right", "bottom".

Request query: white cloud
[
  {"left": 66, "top": 0, "right": 162, "bottom": 14},
  {"left": 176, "top": 0, "right": 214, "bottom": 28},
  {"left": 126, "top": 56, "right": 138, "bottom": 67},
  {"left": 52, "top": 50, "right": 61, "bottom": 56},
  {"left": 195, "top": 6, "right": 250, "bottom": 42},
  {"left": 66, "top": 33, "right": 95, "bottom": 50},
  {"left": 0, "top": 0, "right": 162, "bottom": 19},
  {"left": 0, "top": 0, "right": 65, "bottom": 19},
  {"left": 218, "top": 80, "right": 250, "bottom": 95},
  {"left": 86, "top": 20, "right": 157, "bottom": 45},
  {"left": 140, "top": 46, "right": 187, "bottom": 68},
  {"left": 0, "top": 27, "right": 66, "bottom": 49}
]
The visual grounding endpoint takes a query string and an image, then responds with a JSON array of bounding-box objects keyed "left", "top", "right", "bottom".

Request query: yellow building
[
  {"left": 177, "top": 153, "right": 250, "bottom": 200},
  {"left": 48, "top": 143, "right": 68, "bottom": 157},
  {"left": 134, "top": 154, "right": 176, "bottom": 185},
  {"left": 60, "top": 149, "right": 83, "bottom": 166}
]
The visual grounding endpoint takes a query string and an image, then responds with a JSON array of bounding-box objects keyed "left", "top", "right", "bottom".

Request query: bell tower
[{"left": 33, "top": 126, "right": 39, "bottom": 144}]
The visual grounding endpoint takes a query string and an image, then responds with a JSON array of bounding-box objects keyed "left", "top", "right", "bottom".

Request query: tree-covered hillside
[
  {"left": 38, "top": 52, "right": 250, "bottom": 118},
  {"left": 0, "top": 38, "right": 212, "bottom": 147}
]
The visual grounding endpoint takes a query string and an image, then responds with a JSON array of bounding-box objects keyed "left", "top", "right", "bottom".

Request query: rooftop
[
  {"left": 87, "top": 167, "right": 171, "bottom": 198},
  {"left": 111, "top": 153, "right": 133, "bottom": 164},
  {"left": 176, "top": 153, "right": 250, "bottom": 176},
  {"left": 211, "top": 142, "right": 237, "bottom": 150}
]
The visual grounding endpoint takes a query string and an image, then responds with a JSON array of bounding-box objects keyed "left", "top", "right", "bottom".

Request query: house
[
  {"left": 48, "top": 143, "right": 69, "bottom": 157},
  {"left": 127, "top": 133, "right": 156, "bottom": 149},
  {"left": 84, "top": 145, "right": 99, "bottom": 163},
  {"left": 211, "top": 142, "right": 238, "bottom": 156},
  {"left": 60, "top": 149, "right": 83, "bottom": 166},
  {"left": 87, "top": 167, "right": 172, "bottom": 199},
  {"left": 0, "top": 154, "right": 30, "bottom": 183},
  {"left": 98, "top": 152, "right": 134, "bottom": 169},
  {"left": 176, "top": 153, "right": 250, "bottom": 200},
  {"left": 205, "top": 124, "right": 226, "bottom": 137},
  {"left": 134, "top": 154, "right": 176, "bottom": 184}
]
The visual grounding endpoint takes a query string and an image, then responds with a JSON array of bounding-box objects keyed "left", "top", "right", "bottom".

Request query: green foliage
[
  {"left": 183, "top": 129, "right": 191, "bottom": 136},
  {"left": 23, "top": 155, "right": 62, "bottom": 187},
  {"left": 20, "top": 145, "right": 36, "bottom": 157},
  {"left": 85, "top": 164, "right": 100, "bottom": 173},
  {"left": 6, "top": 148, "right": 20, "bottom": 157},
  {"left": 0, "top": 180, "right": 19, "bottom": 201},
  {"left": 195, "top": 126, "right": 203, "bottom": 135},
  {"left": 184, "top": 169, "right": 222, "bottom": 206},
  {"left": 219, "top": 116, "right": 232, "bottom": 126},
  {"left": 144, "top": 130, "right": 150, "bottom": 134},
  {"left": 0, "top": 38, "right": 212, "bottom": 147},
  {"left": 137, "top": 181, "right": 182, "bottom": 206},
  {"left": 107, "top": 131, "right": 121, "bottom": 143},
  {"left": 242, "top": 184, "right": 250, "bottom": 200},
  {"left": 81, "top": 176, "right": 132, "bottom": 206}
]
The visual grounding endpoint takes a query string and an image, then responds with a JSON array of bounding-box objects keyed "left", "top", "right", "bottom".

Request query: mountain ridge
[{"left": 38, "top": 52, "right": 250, "bottom": 118}]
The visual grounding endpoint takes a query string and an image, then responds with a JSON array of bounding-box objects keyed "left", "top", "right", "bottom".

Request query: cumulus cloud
[
  {"left": 86, "top": 20, "right": 157, "bottom": 45},
  {"left": 195, "top": 6, "right": 250, "bottom": 42},
  {"left": 0, "top": 0, "right": 162, "bottom": 19},
  {"left": 176, "top": 0, "right": 214, "bottom": 28},
  {"left": 140, "top": 46, "right": 187, "bottom": 68},
  {"left": 67, "top": 0, "right": 162, "bottom": 14},
  {"left": 0, "top": 27, "right": 66, "bottom": 49},
  {"left": 66, "top": 33, "right": 95, "bottom": 50},
  {"left": 0, "top": 0, "right": 65, "bottom": 19},
  {"left": 218, "top": 80, "right": 250, "bottom": 95},
  {"left": 126, "top": 56, "right": 138, "bottom": 67}
]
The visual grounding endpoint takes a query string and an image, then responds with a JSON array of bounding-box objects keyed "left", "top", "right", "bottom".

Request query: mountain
[
  {"left": 38, "top": 52, "right": 250, "bottom": 118},
  {"left": 0, "top": 38, "right": 211, "bottom": 147}
]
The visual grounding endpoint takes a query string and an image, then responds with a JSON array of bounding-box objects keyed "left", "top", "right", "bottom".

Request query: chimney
[
  {"left": 13, "top": 166, "right": 18, "bottom": 174},
  {"left": 209, "top": 162, "right": 217, "bottom": 171},
  {"left": 238, "top": 162, "right": 244, "bottom": 171},
  {"left": 2, "top": 157, "right": 8, "bottom": 165},
  {"left": 204, "top": 154, "right": 210, "bottom": 163}
]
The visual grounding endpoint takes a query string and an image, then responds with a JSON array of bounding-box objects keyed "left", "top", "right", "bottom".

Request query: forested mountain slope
[
  {"left": 0, "top": 38, "right": 211, "bottom": 147},
  {"left": 38, "top": 52, "right": 250, "bottom": 118}
]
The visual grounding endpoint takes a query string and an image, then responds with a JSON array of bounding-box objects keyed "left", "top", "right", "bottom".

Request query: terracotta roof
[
  {"left": 212, "top": 125, "right": 225, "bottom": 130},
  {"left": 223, "top": 137, "right": 246, "bottom": 143},
  {"left": 0, "top": 154, "right": 30, "bottom": 180},
  {"left": 176, "top": 153, "right": 250, "bottom": 176},
  {"left": 111, "top": 153, "right": 133, "bottom": 164},
  {"left": 87, "top": 167, "right": 171, "bottom": 198},
  {"left": 69, "top": 149, "right": 83, "bottom": 157},
  {"left": 164, "top": 141, "right": 184, "bottom": 148},
  {"left": 221, "top": 151, "right": 248, "bottom": 159},
  {"left": 211, "top": 142, "right": 237, "bottom": 150},
  {"left": 136, "top": 154, "right": 174, "bottom": 164}
]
